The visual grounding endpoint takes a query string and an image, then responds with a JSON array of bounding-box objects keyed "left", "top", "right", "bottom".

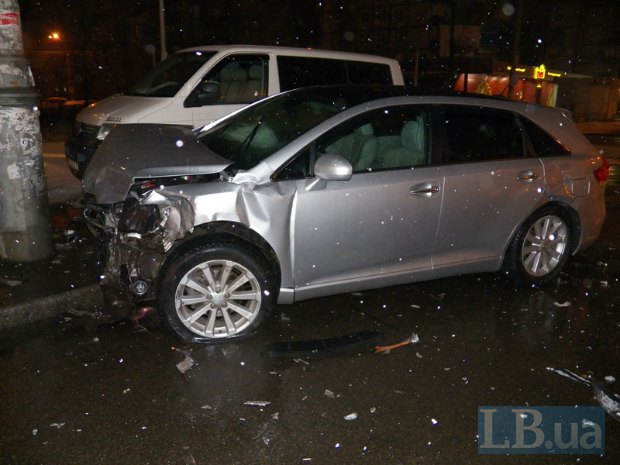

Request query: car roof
[
  {"left": 174, "top": 44, "right": 398, "bottom": 64},
  {"left": 274, "top": 84, "right": 570, "bottom": 118}
]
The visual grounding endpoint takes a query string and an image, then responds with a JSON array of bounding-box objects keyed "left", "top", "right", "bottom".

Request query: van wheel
[
  {"left": 157, "top": 242, "right": 276, "bottom": 343},
  {"left": 505, "top": 207, "right": 572, "bottom": 284}
]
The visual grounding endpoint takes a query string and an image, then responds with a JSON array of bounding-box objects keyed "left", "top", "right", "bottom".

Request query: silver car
[{"left": 83, "top": 86, "right": 609, "bottom": 343}]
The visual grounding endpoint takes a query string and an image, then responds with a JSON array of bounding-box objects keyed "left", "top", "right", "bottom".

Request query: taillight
[{"left": 594, "top": 157, "right": 610, "bottom": 184}]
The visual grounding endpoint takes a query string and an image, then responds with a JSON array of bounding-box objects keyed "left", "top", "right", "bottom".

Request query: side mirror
[
  {"left": 314, "top": 154, "right": 352, "bottom": 181},
  {"left": 184, "top": 81, "right": 221, "bottom": 108}
]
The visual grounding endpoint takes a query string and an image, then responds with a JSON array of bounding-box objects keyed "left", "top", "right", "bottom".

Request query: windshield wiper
[{"left": 238, "top": 115, "right": 265, "bottom": 154}]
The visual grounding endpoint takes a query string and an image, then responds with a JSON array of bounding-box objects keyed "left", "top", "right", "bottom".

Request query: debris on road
[
  {"left": 0, "top": 276, "right": 22, "bottom": 287},
  {"left": 173, "top": 347, "right": 195, "bottom": 374},
  {"left": 375, "top": 332, "right": 420, "bottom": 354},
  {"left": 243, "top": 401, "right": 271, "bottom": 407},
  {"left": 344, "top": 412, "right": 358, "bottom": 421},
  {"left": 66, "top": 306, "right": 102, "bottom": 319},
  {"left": 268, "top": 330, "right": 382, "bottom": 357},
  {"left": 547, "top": 367, "right": 620, "bottom": 423},
  {"left": 553, "top": 301, "right": 571, "bottom": 307},
  {"left": 172, "top": 447, "right": 197, "bottom": 465}
]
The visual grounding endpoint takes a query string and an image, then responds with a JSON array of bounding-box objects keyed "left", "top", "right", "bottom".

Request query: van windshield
[{"left": 125, "top": 51, "right": 216, "bottom": 97}]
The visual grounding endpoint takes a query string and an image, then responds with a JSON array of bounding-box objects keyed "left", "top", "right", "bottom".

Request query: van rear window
[{"left": 277, "top": 56, "right": 392, "bottom": 91}]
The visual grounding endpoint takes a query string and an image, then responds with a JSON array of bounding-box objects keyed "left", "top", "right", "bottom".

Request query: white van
[{"left": 65, "top": 44, "right": 404, "bottom": 177}]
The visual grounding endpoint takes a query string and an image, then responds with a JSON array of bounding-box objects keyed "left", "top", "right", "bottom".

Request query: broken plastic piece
[
  {"left": 176, "top": 355, "right": 194, "bottom": 374},
  {"left": 173, "top": 347, "right": 195, "bottom": 374},
  {"left": 244, "top": 401, "right": 271, "bottom": 407},
  {"left": 0, "top": 277, "right": 23, "bottom": 287},
  {"left": 375, "top": 332, "right": 420, "bottom": 353},
  {"left": 344, "top": 412, "right": 358, "bottom": 421}
]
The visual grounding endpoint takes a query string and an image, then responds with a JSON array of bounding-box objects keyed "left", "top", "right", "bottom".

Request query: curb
[{"left": 0, "top": 284, "right": 103, "bottom": 331}]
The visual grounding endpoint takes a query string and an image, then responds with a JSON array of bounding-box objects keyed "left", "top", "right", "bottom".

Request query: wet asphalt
[{"left": 1, "top": 145, "right": 619, "bottom": 465}]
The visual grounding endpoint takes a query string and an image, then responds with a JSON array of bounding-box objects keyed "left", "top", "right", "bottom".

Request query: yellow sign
[{"left": 534, "top": 64, "right": 546, "bottom": 80}]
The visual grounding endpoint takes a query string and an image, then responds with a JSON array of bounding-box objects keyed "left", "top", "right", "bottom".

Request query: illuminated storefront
[{"left": 454, "top": 62, "right": 562, "bottom": 107}]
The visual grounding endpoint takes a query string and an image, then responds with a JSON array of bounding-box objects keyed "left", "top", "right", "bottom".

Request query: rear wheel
[
  {"left": 505, "top": 207, "right": 572, "bottom": 284},
  {"left": 157, "top": 242, "right": 276, "bottom": 343}
]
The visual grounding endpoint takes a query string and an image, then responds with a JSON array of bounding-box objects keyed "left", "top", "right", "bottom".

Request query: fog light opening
[{"left": 132, "top": 280, "right": 149, "bottom": 296}]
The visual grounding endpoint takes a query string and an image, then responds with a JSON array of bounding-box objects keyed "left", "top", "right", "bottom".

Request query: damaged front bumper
[{"left": 84, "top": 189, "right": 196, "bottom": 307}]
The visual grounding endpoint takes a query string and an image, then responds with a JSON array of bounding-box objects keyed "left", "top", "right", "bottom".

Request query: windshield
[
  {"left": 200, "top": 86, "right": 401, "bottom": 171},
  {"left": 126, "top": 51, "right": 216, "bottom": 97}
]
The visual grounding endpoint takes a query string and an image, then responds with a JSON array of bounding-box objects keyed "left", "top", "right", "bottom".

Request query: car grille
[{"left": 74, "top": 122, "right": 100, "bottom": 143}]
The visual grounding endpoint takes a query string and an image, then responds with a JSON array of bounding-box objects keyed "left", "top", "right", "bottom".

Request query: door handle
[
  {"left": 517, "top": 170, "right": 539, "bottom": 183},
  {"left": 410, "top": 183, "right": 440, "bottom": 197}
]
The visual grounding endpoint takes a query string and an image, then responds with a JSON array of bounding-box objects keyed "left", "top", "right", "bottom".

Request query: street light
[{"left": 46, "top": 30, "right": 73, "bottom": 97}]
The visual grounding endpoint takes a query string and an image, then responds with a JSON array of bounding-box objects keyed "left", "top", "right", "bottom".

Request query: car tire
[
  {"left": 157, "top": 242, "right": 277, "bottom": 343},
  {"left": 504, "top": 207, "right": 572, "bottom": 284}
]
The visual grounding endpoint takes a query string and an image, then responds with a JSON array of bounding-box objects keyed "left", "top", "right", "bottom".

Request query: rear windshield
[{"left": 126, "top": 51, "right": 216, "bottom": 97}]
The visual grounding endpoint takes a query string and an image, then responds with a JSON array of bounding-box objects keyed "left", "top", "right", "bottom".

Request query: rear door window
[
  {"left": 439, "top": 106, "right": 525, "bottom": 163},
  {"left": 519, "top": 116, "right": 571, "bottom": 157}
]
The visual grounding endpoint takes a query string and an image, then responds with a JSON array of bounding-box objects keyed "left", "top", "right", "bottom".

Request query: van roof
[{"left": 175, "top": 44, "right": 398, "bottom": 65}]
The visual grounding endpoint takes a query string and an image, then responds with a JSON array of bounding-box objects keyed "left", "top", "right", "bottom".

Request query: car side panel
[
  {"left": 432, "top": 158, "right": 546, "bottom": 276},
  {"left": 539, "top": 154, "right": 606, "bottom": 251}
]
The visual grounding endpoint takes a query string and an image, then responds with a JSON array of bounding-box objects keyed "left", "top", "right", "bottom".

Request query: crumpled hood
[{"left": 82, "top": 124, "right": 232, "bottom": 204}]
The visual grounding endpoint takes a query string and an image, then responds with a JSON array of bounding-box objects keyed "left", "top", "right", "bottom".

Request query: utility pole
[
  {"left": 508, "top": 0, "right": 524, "bottom": 98},
  {"left": 159, "top": 0, "right": 167, "bottom": 61},
  {"left": 0, "top": 0, "right": 53, "bottom": 261}
]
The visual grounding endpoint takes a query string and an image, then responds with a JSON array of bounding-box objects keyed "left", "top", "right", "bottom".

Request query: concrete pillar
[{"left": 0, "top": 0, "right": 53, "bottom": 261}]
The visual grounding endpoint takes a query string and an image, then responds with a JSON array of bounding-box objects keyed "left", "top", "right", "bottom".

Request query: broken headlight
[{"left": 117, "top": 194, "right": 160, "bottom": 234}]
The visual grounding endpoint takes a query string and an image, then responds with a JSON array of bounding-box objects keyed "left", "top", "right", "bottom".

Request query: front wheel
[
  {"left": 157, "top": 242, "right": 277, "bottom": 343},
  {"left": 505, "top": 208, "right": 572, "bottom": 284}
]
